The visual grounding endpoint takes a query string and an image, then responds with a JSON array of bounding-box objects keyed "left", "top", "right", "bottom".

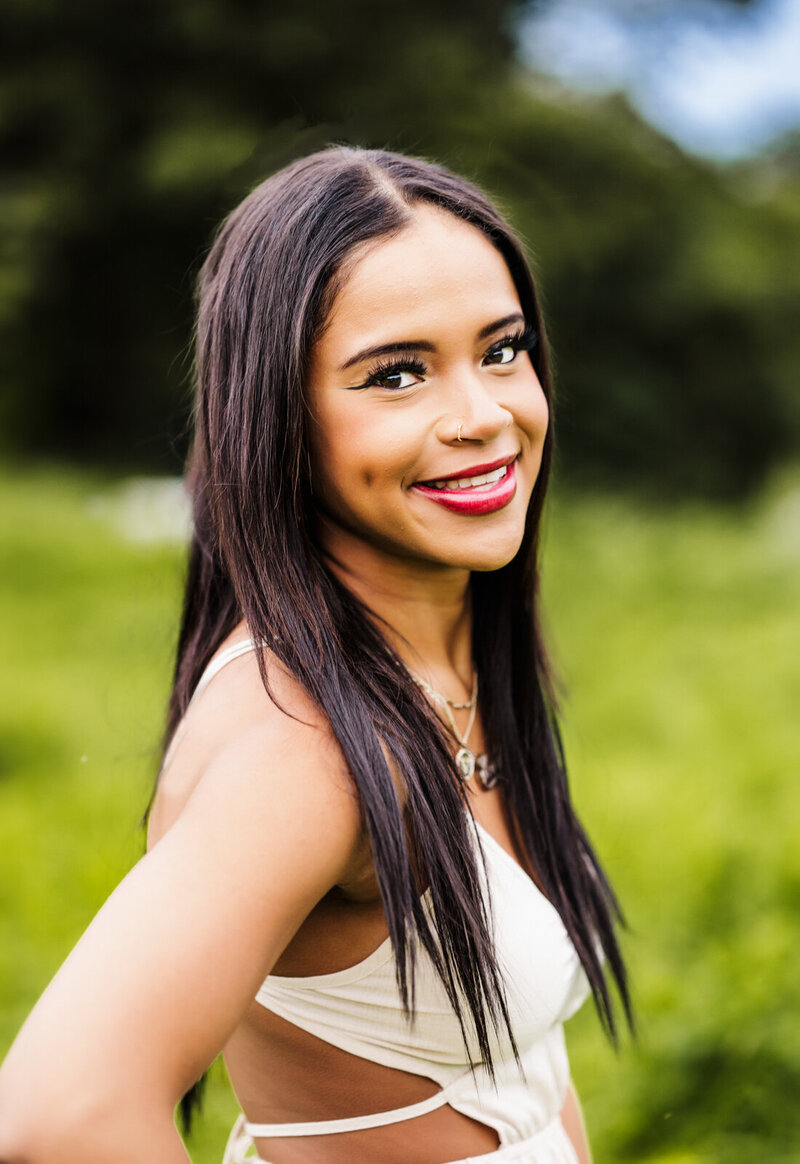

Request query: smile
[
  {"left": 412, "top": 458, "right": 518, "bottom": 515},
  {"left": 426, "top": 464, "right": 509, "bottom": 491}
]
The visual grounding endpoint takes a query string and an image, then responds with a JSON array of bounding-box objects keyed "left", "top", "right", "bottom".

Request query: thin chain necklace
[{"left": 407, "top": 668, "right": 500, "bottom": 790}]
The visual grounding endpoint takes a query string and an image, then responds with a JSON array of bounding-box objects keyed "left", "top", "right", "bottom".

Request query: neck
[{"left": 318, "top": 524, "right": 475, "bottom": 699}]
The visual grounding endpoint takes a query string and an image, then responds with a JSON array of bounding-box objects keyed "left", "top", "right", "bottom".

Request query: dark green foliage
[
  {"left": 462, "top": 88, "right": 800, "bottom": 500},
  {"left": 1, "top": 0, "right": 798, "bottom": 497}
]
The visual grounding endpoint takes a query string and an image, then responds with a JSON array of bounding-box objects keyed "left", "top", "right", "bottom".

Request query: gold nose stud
[{"left": 456, "top": 422, "right": 464, "bottom": 442}]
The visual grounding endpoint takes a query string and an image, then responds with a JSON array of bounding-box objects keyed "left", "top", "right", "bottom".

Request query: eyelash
[
  {"left": 358, "top": 325, "right": 538, "bottom": 390},
  {"left": 365, "top": 354, "right": 428, "bottom": 388},
  {"left": 488, "top": 325, "right": 539, "bottom": 362}
]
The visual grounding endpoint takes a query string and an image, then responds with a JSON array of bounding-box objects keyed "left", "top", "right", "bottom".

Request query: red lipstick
[
  {"left": 427, "top": 455, "right": 516, "bottom": 482},
  {"left": 412, "top": 458, "right": 518, "bottom": 515}
]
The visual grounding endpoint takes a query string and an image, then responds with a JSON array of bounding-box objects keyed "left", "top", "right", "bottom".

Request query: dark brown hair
[{"left": 151, "top": 146, "right": 631, "bottom": 1129}]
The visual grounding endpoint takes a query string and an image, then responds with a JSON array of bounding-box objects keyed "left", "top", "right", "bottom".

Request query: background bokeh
[{"left": 1, "top": 1, "right": 798, "bottom": 1161}]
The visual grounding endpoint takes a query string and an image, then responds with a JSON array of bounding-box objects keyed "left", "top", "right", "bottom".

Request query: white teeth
[{"left": 427, "top": 465, "right": 509, "bottom": 491}]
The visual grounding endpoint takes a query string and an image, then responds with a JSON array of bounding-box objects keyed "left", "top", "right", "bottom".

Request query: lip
[
  {"left": 412, "top": 458, "right": 518, "bottom": 516},
  {"left": 417, "top": 454, "right": 517, "bottom": 485}
]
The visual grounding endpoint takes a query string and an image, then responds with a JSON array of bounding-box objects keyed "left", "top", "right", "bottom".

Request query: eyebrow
[{"left": 339, "top": 313, "right": 526, "bottom": 371}]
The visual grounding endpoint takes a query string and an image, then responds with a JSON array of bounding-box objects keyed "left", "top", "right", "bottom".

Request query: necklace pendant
[
  {"left": 455, "top": 746, "right": 476, "bottom": 781},
  {"left": 475, "top": 753, "right": 500, "bottom": 790}
]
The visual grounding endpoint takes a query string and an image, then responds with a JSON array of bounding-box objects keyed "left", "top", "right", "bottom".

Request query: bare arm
[
  {"left": 0, "top": 713, "right": 362, "bottom": 1164},
  {"left": 561, "top": 1081, "right": 592, "bottom": 1164}
]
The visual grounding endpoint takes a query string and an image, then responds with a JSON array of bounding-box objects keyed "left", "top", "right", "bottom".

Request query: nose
[{"left": 437, "top": 371, "right": 514, "bottom": 444}]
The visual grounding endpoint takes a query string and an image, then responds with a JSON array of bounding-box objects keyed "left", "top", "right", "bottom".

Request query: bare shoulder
[
  {"left": 148, "top": 632, "right": 360, "bottom": 860},
  {"left": 0, "top": 640, "right": 366, "bottom": 1135}
]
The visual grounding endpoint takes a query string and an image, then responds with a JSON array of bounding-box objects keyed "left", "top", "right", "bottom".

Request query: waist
[
  {"left": 228, "top": 1027, "right": 572, "bottom": 1158},
  {"left": 223, "top": 1113, "right": 576, "bottom": 1164}
]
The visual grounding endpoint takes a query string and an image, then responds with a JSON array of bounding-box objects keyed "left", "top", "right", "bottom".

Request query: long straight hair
[{"left": 152, "top": 146, "right": 631, "bottom": 1130}]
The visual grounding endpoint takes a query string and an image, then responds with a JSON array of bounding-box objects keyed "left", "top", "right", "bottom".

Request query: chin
[
  {"left": 462, "top": 549, "right": 522, "bottom": 573},
  {"left": 435, "top": 530, "right": 526, "bottom": 573}
]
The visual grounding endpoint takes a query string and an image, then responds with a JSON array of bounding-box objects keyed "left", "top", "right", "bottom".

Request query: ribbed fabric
[
  {"left": 184, "top": 639, "right": 589, "bottom": 1163},
  {"left": 251, "top": 825, "right": 589, "bottom": 1156}
]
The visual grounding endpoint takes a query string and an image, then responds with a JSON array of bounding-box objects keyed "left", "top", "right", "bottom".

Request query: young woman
[{"left": 0, "top": 147, "right": 630, "bottom": 1164}]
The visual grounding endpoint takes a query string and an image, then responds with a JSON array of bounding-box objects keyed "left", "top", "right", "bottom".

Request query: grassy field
[{"left": 1, "top": 464, "right": 798, "bottom": 1163}]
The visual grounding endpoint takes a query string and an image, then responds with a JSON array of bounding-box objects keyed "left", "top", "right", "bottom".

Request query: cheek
[
  {"left": 332, "top": 410, "right": 417, "bottom": 476},
  {"left": 308, "top": 406, "right": 347, "bottom": 506},
  {"left": 310, "top": 405, "right": 407, "bottom": 512},
  {"left": 523, "top": 374, "right": 550, "bottom": 441}
]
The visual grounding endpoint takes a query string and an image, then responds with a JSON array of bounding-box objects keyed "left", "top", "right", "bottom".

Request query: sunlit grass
[
  {"left": 544, "top": 480, "right": 800, "bottom": 1163},
  {"left": 1, "top": 463, "right": 798, "bottom": 1162}
]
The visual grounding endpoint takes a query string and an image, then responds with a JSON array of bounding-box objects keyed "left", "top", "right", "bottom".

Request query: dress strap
[
  {"left": 243, "top": 1088, "right": 450, "bottom": 1138},
  {"left": 160, "top": 638, "right": 261, "bottom": 774},
  {"left": 192, "top": 638, "right": 260, "bottom": 702}
]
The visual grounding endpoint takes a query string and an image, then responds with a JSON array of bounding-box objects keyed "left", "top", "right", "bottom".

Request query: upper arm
[
  {"left": 0, "top": 712, "right": 362, "bottom": 1131},
  {"left": 561, "top": 1081, "right": 592, "bottom": 1164}
]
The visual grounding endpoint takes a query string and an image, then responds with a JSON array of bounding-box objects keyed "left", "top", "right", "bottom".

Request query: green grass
[{"left": 1, "top": 463, "right": 798, "bottom": 1163}]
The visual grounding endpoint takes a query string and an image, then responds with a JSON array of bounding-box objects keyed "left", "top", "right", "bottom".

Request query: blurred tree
[
  {"left": 463, "top": 87, "right": 800, "bottom": 498},
  {"left": 0, "top": 0, "right": 798, "bottom": 498},
  {"left": 0, "top": 0, "right": 516, "bottom": 467}
]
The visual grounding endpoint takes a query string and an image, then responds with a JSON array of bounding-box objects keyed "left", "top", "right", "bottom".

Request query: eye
[
  {"left": 484, "top": 341, "right": 518, "bottom": 367},
  {"left": 372, "top": 367, "right": 424, "bottom": 391},
  {"left": 483, "top": 325, "right": 538, "bottom": 368},
  {"left": 356, "top": 355, "right": 427, "bottom": 391}
]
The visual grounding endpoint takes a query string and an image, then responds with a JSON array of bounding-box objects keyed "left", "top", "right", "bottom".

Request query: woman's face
[{"left": 306, "top": 205, "right": 549, "bottom": 576}]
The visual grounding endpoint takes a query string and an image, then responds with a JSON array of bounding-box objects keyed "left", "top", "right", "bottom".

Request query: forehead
[{"left": 320, "top": 206, "right": 521, "bottom": 353}]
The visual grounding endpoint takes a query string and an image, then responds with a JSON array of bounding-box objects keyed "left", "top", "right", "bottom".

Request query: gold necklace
[{"left": 407, "top": 668, "right": 500, "bottom": 790}]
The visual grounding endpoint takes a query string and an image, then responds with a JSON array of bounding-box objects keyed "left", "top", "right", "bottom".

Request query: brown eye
[
  {"left": 358, "top": 355, "right": 428, "bottom": 391},
  {"left": 484, "top": 342, "right": 517, "bottom": 366},
  {"left": 373, "top": 368, "right": 424, "bottom": 390},
  {"left": 483, "top": 326, "right": 537, "bottom": 369}
]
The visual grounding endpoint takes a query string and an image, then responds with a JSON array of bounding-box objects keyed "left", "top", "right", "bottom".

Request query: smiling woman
[
  {"left": 0, "top": 147, "right": 630, "bottom": 1164},
  {"left": 307, "top": 206, "right": 549, "bottom": 571}
]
